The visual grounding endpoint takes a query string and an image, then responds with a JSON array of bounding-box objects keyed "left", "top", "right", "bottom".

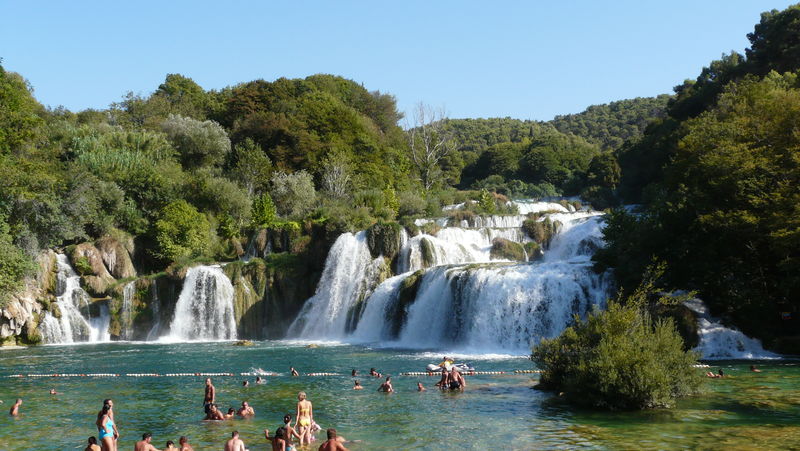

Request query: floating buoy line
[
  {"left": 3, "top": 365, "right": 717, "bottom": 379},
  {"left": 4, "top": 370, "right": 541, "bottom": 378}
]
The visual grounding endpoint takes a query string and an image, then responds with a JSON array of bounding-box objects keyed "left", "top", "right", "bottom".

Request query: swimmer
[
  {"left": 243, "top": 380, "right": 249, "bottom": 387},
  {"left": 204, "top": 404, "right": 225, "bottom": 421},
  {"left": 164, "top": 440, "right": 177, "bottom": 450},
  {"left": 224, "top": 408, "right": 236, "bottom": 420},
  {"left": 178, "top": 436, "right": 194, "bottom": 451},
  {"left": 295, "top": 391, "right": 314, "bottom": 445},
  {"left": 268, "top": 427, "right": 288, "bottom": 451},
  {"left": 417, "top": 382, "right": 426, "bottom": 392},
  {"left": 49, "top": 388, "right": 59, "bottom": 395},
  {"left": 9, "top": 398, "right": 21, "bottom": 416},
  {"left": 351, "top": 369, "right": 357, "bottom": 377},
  {"left": 377, "top": 376, "right": 394, "bottom": 393},
  {"left": 353, "top": 380, "right": 363, "bottom": 390},
  {"left": 237, "top": 401, "right": 255, "bottom": 417},
  {"left": 256, "top": 376, "right": 265, "bottom": 385},
  {"left": 290, "top": 367, "right": 299, "bottom": 377},
  {"left": 318, "top": 428, "right": 349, "bottom": 451},
  {"left": 135, "top": 433, "right": 158, "bottom": 451},
  {"left": 224, "top": 431, "right": 246, "bottom": 451},
  {"left": 85, "top": 436, "right": 101, "bottom": 451},
  {"left": 449, "top": 367, "right": 466, "bottom": 391},
  {"left": 96, "top": 402, "right": 118, "bottom": 451},
  {"left": 203, "top": 378, "right": 216, "bottom": 416},
  {"left": 750, "top": 365, "right": 762, "bottom": 372},
  {"left": 281, "top": 414, "right": 302, "bottom": 449}
]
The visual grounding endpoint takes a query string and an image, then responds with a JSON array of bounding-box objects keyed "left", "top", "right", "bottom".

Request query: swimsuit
[{"left": 98, "top": 417, "right": 114, "bottom": 440}]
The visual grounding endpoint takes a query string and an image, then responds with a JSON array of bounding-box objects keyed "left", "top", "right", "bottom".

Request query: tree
[
  {"left": 250, "top": 193, "right": 277, "bottom": 228},
  {"left": 161, "top": 114, "right": 231, "bottom": 169},
  {"left": 0, "top": 214, "right": 33, "bottom": 306},
  {"left": 406, "top": 103, "right": 456, "bottom": 191},
  {"left": 231, "top": 138, "right": 272, "bottom": 196},
  {"left": 0, "top": 64, "right": 43, "bottom": 153},
  {"left": 270, "top": 170, "right": 316, "bottom": 217},
  {"left": 154, "top": 200, "right": 211, "bottom": 261},
  {"left": 320, "top": 150, "right": 351, "bottom": 198}
]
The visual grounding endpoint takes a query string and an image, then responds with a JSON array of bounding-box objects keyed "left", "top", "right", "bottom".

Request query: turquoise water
[{"left": 1, "top": 342, "right": 798, "bottom": 450}]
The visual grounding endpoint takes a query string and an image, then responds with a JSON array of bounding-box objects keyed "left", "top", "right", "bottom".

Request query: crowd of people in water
[{"left": 7, "top": 362, "right": 763, "bottom": 448}]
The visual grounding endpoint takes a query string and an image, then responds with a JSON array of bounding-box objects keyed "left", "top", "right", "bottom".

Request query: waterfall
[
  {"left": 166, "top": 266, "right": 237, "bottom": 341},
  {"left": 120, "top": 281, "right": 135, "bottom": 340},
  {"left": 685, "top": 299, "right": 779, "bottom": 359},
  {"left": 293, "top": 210, "right": 613, "bottom": 352},
  {"left": 146, "top": 280, "right": 161, "bottom": 341},
  {"left": 38, "top": 254, "right": 109, "bottom": 344},
  {"left": 288, "top": 232, "right": 384, "bottom": 339}
]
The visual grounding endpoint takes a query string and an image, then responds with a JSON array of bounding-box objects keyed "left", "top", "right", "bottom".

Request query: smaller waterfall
[
  {"left": 146, "top": 280, "right": 161, "bottom": 341},
  {"left": 288, "top": 232, "right": 382, "bottom": 339},
  {"left": 685, "top": 299, "right": 779, "bottom": 359},
  {"left": 38, "top": 254, "right": 109, "bottom": 344},
  {"left": 166, "top": 266, "right": 237, "bottom": 341},
  {"left": 120, "top": 281, "right": 135, "bottom": 340}
]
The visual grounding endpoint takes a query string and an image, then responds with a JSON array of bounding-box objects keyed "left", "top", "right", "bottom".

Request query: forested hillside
[{"left": 596, "top": 4, "right": 800, "bottom": 351}]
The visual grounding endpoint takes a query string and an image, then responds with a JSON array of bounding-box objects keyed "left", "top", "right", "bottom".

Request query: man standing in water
[
  {"left": 203, "top": 378, "right": 216, "bottom": 415},
  {"left": 9, "top": 398, "right": 21, "bottom": 415},
  {"left": 224, "top": 431, "right": 246, "bottom": 451},
  {"left": 449, "top": 367, "right": 466, "bottom": 391},
  {"left": 377, "top": 376, "right": 394, "bottom": 393},
  {"left": 318, "top": 429, "right": 349, "bottom": 451},
  {"left": 134, "top": 433, "right": 158, "bottom": 451}
]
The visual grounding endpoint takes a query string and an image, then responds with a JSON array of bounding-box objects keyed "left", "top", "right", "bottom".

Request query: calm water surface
[{"left": 0, "top": 342, "right": 798, "bottom": 450}]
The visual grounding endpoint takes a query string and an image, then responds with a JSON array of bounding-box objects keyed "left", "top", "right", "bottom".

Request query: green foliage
[
  {"left": 478, "top": 189, "right": 496, "bottom": 214},
  {"left": 550, "top": 95, "right": 671, "bottom": 150},
  {"left": 73, "top": 256, "right": 92, "bottom": 276},
  {"left": 250, "top": 193, "right": 277, "bottom": 229},
  {"left": 231, "top": 138, "right": 272, "bottom": 195},
  {"left": 532, "top": 274, "right": 703, "bottom": 410},
  {"left": 154, "top": 200, "right": 211, "bottom": 262},
  {"left": 0, "top": 64, "right": 43, "bottom": 153},
  {"left": 161, "top": 114, "right": 231, "bottom": 168},
  {"left": 270, "top": 170, "right": 316, "bottom": 217},
  {"left": 0, "top": 214, "right": 33, "bottom": 306}
]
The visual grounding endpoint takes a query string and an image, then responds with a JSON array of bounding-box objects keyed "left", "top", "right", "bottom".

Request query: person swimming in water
[
  {"left": 204, "top": 404, "right": 225, "bottom": 421},
  {"left": 290, "top": 367, "right": 299, "bottom": 377},
  {"left": 9, "top": 398, "right": 21, "bottom": 416},
  {"left": 178, "top": 436, "right": 194, "bottom": 451},
  {"left": 224, "top": 431, "right": 246, "bottom": 451},
  {"left": 164, "top": 439, "right": 177, "bottom": 450},
  {"left": 85, "top": 436, "right": 101, "bottom": 451},
  {"left": 224, "top": 408, "right": 236, "bottom": 420},
  {"left": 353, "top": 380, "right": 363, "bottom": 390},
  {"left": 256, "top": 376, "right": 265, "bottom": 384},
  {"left": 417, "top": 382, "right": 426, "bottom": 392},
  {"left": 318, "top": 428, "right": 349, "bottom": 451},
  {"left": 134, "top": 433, "right": 158, "bottom": 451},
  {"left": 237, "top": 401, "right": 255, "bottom": 417},
  {"left": 295, "top": 392, "right": 314, "bottom": 445}
]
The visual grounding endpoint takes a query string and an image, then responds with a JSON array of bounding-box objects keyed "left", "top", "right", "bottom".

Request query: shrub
[
  {"left": 270, "top": 170, "right": 316, "bottom": 217},
  {"left": 161, "top": 114, "right": 231, "bottom": 169},
  {"left": 154, "top": 200, "right": 211, "bottom": 262},
  {"left": 532, "top": 273, "right": 704, "bottom": 410}
]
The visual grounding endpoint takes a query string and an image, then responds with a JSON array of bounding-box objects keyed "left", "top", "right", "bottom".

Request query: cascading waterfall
[
  {"left": 290, "top": 208, "right": 613, "bottom": 352},
  {"left": 39, "top": 254, "right": 109, "bottom": 344},
  {"left": 166, "top": 265, "right": 237, "bottom": 341},
  {"left": 685, "top": 299, "right": 778, "bottom": 359},
  {"left": 120, "top": 281, "right": 135, "bottom": 340},
  {"left": 288, "top": 232, "right": 385, "bottom": 339}
]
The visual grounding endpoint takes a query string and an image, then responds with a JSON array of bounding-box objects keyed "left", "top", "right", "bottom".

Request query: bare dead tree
[{"left": 406, "top": 103, "right": 455, "bottom": 191}]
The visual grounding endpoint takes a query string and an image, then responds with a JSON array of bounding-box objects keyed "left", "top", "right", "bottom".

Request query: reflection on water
[{"left": 0, "top": 342, "right": 798, "bottom": 450}]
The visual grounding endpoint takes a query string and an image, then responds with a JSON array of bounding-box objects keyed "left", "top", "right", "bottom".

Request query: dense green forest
[
  {"left": 1, "top": 3, "right": 799, "bottom": 351},
  {"left": 595, "top": 4, "right": 800, "bottom": 351}
]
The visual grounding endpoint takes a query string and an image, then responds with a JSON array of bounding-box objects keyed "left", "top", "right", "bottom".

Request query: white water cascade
[
  {"left": 289, "top": 205, "right": 613, "bottom": 352},
  {"left": 685, "top": 299, "right": 779, "bottom": 359},
  {"left": 166, "top": 265, "right": 237, "bottom": 341},
  {"left": 288, "top": 231, "right": 386, "bottom": 338},
  {"left": 119, "top": 281, "right": 135, "bottom": 340},
  {"left": 39, "top": 254, "right": 110, "bottom": 344}
]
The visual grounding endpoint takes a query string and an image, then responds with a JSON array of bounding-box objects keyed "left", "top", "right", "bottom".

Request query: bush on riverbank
[{"left": 532, "top": 274, "right": 703, "bottom": 410}]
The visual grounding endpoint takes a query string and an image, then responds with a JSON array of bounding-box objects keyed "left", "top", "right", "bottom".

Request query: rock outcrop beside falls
[{"left": 0, "top": 250, "right": 57, "bottom": 345}]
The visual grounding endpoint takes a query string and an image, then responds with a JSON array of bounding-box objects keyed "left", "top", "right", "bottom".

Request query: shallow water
[{"left": 0, "top": 342, "right": 798, "bottom": 450}]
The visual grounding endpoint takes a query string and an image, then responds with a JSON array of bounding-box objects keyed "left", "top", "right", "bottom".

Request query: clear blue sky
[{"left": 1, "top": 1, "right": 796, "bottom": 121}]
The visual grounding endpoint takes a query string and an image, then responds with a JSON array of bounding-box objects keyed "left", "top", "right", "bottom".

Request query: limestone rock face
[
  {"left": 95, "top": 236, "right": 136, "bottom": 279},
  {"left": 0, "top": 250, "right": 54, "bottom": 345}
]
